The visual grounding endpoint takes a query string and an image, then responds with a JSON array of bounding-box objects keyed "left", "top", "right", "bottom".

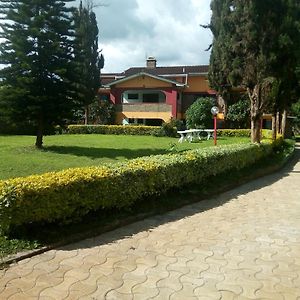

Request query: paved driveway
[{"left": 1, "top": 146, "right": 299, "bottom": 299}]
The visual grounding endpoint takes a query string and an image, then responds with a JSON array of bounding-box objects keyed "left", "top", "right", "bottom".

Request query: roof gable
[{"left": 104, "top": 72, "right": 186, "bottom": 88}]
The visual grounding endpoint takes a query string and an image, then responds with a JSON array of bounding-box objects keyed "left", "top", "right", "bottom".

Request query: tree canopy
[
  {"left": 73, "top": 0, "right": 104, "bottom": 125},
  {"left": 208, "top": 0, "right": 300, "bottom": 142},
  {"left": 0, "top": 0, "right": 76, "bottom": 147}
]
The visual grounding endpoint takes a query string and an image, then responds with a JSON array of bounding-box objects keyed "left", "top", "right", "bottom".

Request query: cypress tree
[
  {"left": 208, "top": 0, "right": 300, "bottom": 143},
  {"left": 0, "top": 0, "right": 75, "bottom": 148},
  {"left": 73, "top": 0, "right": 104, "bottom": 125}
]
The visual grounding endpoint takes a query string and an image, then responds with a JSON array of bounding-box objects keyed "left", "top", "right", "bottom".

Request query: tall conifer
[
  {"left": 0, "top": 0, "right": 75, "bottom": 148},
  {"left": 73, "top": 0, "right": 104, "bottom": 125}
]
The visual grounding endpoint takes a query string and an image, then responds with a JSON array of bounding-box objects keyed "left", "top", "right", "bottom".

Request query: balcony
[{"left": 116, "top": 103, "right": 172, "bottom": 113}]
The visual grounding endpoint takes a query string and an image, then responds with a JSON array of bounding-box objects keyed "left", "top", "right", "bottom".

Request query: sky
[{"left": 75, "top": 0, "right": 213, "bottom": 73}]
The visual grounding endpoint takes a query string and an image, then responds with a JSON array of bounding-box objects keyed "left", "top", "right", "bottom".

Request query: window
[
  {"left": 143, "top": 93, "right": 159, "bottom": 103},
  {"left": 128, "top": 93, "right": 139, "bottom": 100}
]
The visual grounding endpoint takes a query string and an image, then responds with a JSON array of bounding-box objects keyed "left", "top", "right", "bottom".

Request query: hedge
[
  {"left": 67, "top": 125, "right": 273, "bottom": 139},
  {"left": 67, "top": 125, "right": 159, "bottom": 135},
  {"left": 217, "top": 129, "right": 272, "bottom": 138},
  {"left": 0, "top": 143, "right": 275, "bottom": 233}
]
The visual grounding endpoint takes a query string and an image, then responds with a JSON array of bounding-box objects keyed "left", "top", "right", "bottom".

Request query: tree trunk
[
  {"left": 276, "top": 111, "right": 281, "bottom": 134},
  {"left": 247, "top": 86, "right": 262, "bottom": 143},
  {"left": 272, "top": 112, "right": 277, "bottom": 140},
  {"left": 251, "top": 117, "right": 261, "bottom": 143},
  {"left": 35, "top": 119, "right": 44, "bottom": 148},
  {"left": 84, "top": 105, "right": 89, "bottom": 125},
  {"left": 281, "top": 108, "right": 287, "bottom": 139}
]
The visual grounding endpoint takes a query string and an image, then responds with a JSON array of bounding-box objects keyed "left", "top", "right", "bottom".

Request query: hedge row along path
[{"left": 0, "top": 145, "right": 299, "bottom": 299}]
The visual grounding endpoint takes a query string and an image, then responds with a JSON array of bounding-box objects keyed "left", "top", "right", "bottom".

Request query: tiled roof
[
  {"left": 100, "top": 65, "right": 209, "bottom": 86},
  {"left": 123, "top": 65, "right": 209, "bottom": 76}
]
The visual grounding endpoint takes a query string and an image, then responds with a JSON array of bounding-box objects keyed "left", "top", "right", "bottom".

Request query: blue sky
[{"left": 75, "top": 0, "right": 213, "bottom": 73}]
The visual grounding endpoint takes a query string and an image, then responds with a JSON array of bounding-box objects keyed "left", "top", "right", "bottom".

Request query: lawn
[{"left": 0, "top": 134, "right": 250, "bottom": 180}]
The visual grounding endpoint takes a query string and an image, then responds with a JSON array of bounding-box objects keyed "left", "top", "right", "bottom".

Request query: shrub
[
  {"left": 217, "top": 129, "right": 273, "bottom": 139},
  {"left": 151, "top": 120, "right": 178, "bottom": 137},
  {"left": 67, "top": 124, "right": 159, "bottom": 135},
  {"left": 0, "top": 143, "right": 274, "bottom": 233},
  {"left": 186, "top": 97, "right": 216, "bottom": 129}
]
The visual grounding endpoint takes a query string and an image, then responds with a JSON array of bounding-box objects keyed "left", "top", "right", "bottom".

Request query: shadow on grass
[
  {"left": 8, "top": 144, "right": 299, "bottom": 253},
  {"left": 43, "top": 145, "right": 169, "bottom": 160}
]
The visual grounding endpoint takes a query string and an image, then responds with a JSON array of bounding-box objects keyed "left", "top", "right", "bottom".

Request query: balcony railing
[{"left": 116, "top": 103, "right": 172, "bottom": 113}]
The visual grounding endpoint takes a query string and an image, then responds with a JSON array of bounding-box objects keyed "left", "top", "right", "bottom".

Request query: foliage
[
  {"left": 226, "top": 97, "right": 250, "bottom": 128},
  {"left": 0, "top": 143, "right": 274, "bottom": 233},
  {"left": 291, "top": 100, "right": 300, "bottom": 134},
  {"left": 150, "top": 119, "right": 181, "bottom": 137},
  {"left": 68, "top": 124, "right": 159, "bottom": 135},
  {"left": 0, "top": 0, "right": 76, "bottom": 148},
  {"left": 89, "top": 99, "right": 115, "bottom": 124},
  {"left": 186, "top": 98, "right": 216, "bottom": 129},
  {"left": 207, "top": 0, "right": 300, "bottom": 143},
  {"left": 73, "top": 0, "right": 104, "bottom": 125},
  {"left": 217, "top": 129, "right": 274, "bottom": 139}
]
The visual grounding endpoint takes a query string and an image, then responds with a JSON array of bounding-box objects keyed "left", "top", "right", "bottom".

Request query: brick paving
[{"left": 0, "top": 146, "right": 299, "bottom": 299}]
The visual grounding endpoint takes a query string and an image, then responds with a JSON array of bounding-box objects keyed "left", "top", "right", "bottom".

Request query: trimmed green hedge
[
  {"left": 67, "top": 125, "right": 159, "bottom": 135},
  {"left": 217, "top": 129, "right": 272, "bottom": 138},
  {"left": 67, "top": 125, "right": 273, "bottom": 139},
  {"left": 0, "top": 143, "right": 274, "bottom": 233}
]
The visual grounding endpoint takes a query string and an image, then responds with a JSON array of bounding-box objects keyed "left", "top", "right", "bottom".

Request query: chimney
[{"left": 146, "top": 56, "right": 157, "bottom": 69}]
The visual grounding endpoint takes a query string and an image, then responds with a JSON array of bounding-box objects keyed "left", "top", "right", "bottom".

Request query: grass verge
[
  {"left": 0, "top": 139, "right": 296, "bottom": 266},
  {"left": 0, "top": 135, "right": 249, "bottom": 180}
]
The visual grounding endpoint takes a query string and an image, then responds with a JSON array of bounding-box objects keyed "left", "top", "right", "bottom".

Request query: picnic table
[{"left": 177, "top": 129, "right": 214, "bottom": 143}]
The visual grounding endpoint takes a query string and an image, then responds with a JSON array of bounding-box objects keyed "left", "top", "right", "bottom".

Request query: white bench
[{"left": 177, "top": 129, "right": 214, "bottom": 143}]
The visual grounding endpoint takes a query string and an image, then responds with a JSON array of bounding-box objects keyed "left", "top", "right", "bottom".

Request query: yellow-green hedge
[
  {"left": 0, "top": 143, "right": 274, "bottom": 233},
  {"left": 217, "top": 129, "right": 272, "bottom": 138},
  {"left": 67, "top": 125, "right": 159, "bottom": 135},
  {"left": 67, "top": 126, "right": 273, "bottom": 139}
]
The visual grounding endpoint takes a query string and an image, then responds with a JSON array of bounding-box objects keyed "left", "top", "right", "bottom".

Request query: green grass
[
  {"left": 0, "top": 139, "right": 295, "bottom": 263},
  {"left": 0, "top": 134, "right": 249, "bottom": 180}
]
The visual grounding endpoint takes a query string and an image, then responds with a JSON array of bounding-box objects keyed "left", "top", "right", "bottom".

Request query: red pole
[{"left": 214, "top": 116, "right": 217, "bottom": 146}]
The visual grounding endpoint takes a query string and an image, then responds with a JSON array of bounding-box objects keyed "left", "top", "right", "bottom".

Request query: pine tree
[
  {"left": 73, "top": 0, "right": 104, "bottom": 125},
  {"left": 0, "top": 0, "right": 75, "bottom": 148},
  {"left": 208, "top": 0, "right": 300, "bottom": 143}
]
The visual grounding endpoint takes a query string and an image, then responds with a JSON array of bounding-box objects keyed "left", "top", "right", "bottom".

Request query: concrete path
[{"left": 1, "top": 146, "right": 300, "bottom": 300}]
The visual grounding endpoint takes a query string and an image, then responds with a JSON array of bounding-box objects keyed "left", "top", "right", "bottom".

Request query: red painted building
[{"left": 100, "top": 57, "right": 215, "bottom": 125}]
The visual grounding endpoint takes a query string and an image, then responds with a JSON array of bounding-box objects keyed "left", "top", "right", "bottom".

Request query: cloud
[{"left": 73, "top": 0, "right": 212, "bottom": 72}]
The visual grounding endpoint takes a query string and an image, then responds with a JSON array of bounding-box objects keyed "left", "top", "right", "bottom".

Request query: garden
[{"left": 0, "top": 126, "right": 295, "bottom": 263}]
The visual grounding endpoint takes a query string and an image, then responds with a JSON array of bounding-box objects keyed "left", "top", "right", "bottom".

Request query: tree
[
  {"left": 0, "top": 0, "right": 76, "bottom": 148},
  {"left": 272, "top": 0, "right": 300, "bottom": 139},
  {"left": 206, "top": 0, "right": 236, "bottom": 117},
  {"left": 89, "top": 98, "right": 115, "bottom": 124},
  {"left": 226, "top": 97, "right": 250, "bottom": 129},
  {"left": 186, "top": 98, "right": 216, "bottom": 129},
  {"left": 73, "top": 0, "right": 104, "bottom": 125},
  {"left": 291, "top": 100, "right": 300, "bottom": 135},
  {"left": 208, "top": 0, "right": 300, "bottom": 143}
]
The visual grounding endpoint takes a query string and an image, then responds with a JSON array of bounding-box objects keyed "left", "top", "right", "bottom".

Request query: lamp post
[{"left": 211, "top": 106, "right": 219, "bottom": 146}]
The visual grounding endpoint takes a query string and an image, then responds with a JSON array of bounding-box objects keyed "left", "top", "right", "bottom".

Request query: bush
[
  {"left": 291, "top": 100, "right": 300, "bottom": 134},
  {"left": 186, "top": 97, "right": 216, "bottom": 129},
  {"left": 0, "top": 143, "right": 274, "bottom": 233},
  {"left": 67, "top": 124, "right": 159, "bottom": 135},
  {"left": 217, "top": 129, "right": 251, "bottom": 137},
  {"left": 150, "top": 119, "right": 180, "bottom": 137},
  {"left": 217, "top": 129, "right": 273, "bottom": 139}
]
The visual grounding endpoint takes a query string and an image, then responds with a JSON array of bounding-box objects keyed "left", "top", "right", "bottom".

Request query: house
[{"left": 99, "top": 57, "right": 216, "bottom": 126}]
